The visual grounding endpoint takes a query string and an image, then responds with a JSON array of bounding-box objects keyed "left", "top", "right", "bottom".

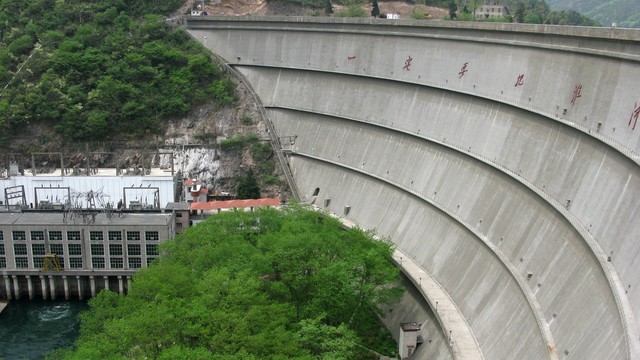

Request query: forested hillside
[
  {"left": 0, "top": 0, "right": 601, "bottom": 152},
  {"left": 547, "top": 0, "right": 640, "bottom": 28},
  {"left": 49, "top": 206, "right": 403, "bottom": 359},
  {"left": 0, "top": 0, "right": 236, "bottom": 147}
]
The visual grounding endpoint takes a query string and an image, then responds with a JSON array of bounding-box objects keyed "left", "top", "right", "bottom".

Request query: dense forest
[
  {"left": 0, "top": 0, "right": 235, "bottom": 147},
  {"left": 48, "top": 206, "right": 403, "bottom": 359}
]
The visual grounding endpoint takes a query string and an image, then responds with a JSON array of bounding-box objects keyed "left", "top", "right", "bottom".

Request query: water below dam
[{"left": 0, "top": 300, "right": 87, "bottom": 360}]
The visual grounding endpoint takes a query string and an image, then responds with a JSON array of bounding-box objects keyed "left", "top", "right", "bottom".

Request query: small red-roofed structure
[{"left": 190, "top": 198, "right": 281, "bottom": 211}]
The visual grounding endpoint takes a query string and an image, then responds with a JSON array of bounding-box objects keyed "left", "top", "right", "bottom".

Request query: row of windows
[
  {"left": 0, "top": 256, "right": 156, "bottom": 269},
  {"left": 5, "top": 230, "right": 160, "bottom": 242},
  {"left": 90, "top": 257, "right": 155, "bottom": 269},
  {"left": 11, "top": 243, "right": 158, "bottom": 256},
  {"left": 10, "top": 256, "right": 82, "bottom": 269},
  {"left": 14, "top": 243, "right": 82, "bottom": 256}
]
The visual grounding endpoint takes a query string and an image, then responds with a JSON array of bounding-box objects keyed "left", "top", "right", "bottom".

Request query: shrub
[
  {"left": 263, "top": 175, "right": 282, "bottom": 186},
  {"left": 219, "top": 135, "right": 246, "bottom": 150},
  {"left": 241, "top": 115, "right": 253, "bottom": 125},
  {"left": 338, "top": 5, "right": 367, "bottom": 17}
]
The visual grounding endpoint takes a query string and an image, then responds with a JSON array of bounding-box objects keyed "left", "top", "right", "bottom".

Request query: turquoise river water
[{"left": 0, "top": 300, "right": 87, "bottom": 360}]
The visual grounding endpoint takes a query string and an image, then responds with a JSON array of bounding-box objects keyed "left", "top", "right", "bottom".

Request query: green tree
[
  {"left": 237, "top": 168, "right": 261, "bottom": 199},
  {"left": 514, "top": 1, "right": 525, "bottom": 22},
  {"left": 371, "top": 0, "right": 380, "bottom": 17},
  {"left": 448, "top": 1, "right": 458, "bottom": 19},
  {"left": 325, "top": 0, "right": 334, "bottom": 14}
]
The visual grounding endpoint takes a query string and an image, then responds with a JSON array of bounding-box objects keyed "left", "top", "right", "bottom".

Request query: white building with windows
[{"left": 475, "top": 1, "right": 509, "bottom": 19}]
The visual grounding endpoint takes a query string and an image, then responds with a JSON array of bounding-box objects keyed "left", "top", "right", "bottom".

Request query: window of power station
[
  {"left": 145, "top": 231, "right": 159, "bottom": 241},
  {"left": 49, "top": 231, "right": 63, "bottom": 241},
  {"left": 13, "top": 231, "right": 26, "bottom": 241},
  {"left": 67, "top": 231, "right": 81, "bottom": 241},
  {"left": 50, "top": 244, "right": 64, "bottom": 255},
  {"left": 14, "top": 243, "right": 27, "bottom": 255},
  {"left": 68, "top": 244, "right": 82, "bottom": 256},
  {"left": 127, "top": 244, "right": 141, "bottom": 256},
  {"left": 128, "top": 257, "right": 142, "bottom": 269},
  {"left": 146, "top": 244, "right": 159, "bottom": 256},
  {"left": 126, "top": 231, "right": 140, "bottom": 241},
  {"left": 109, "top": 244, "right": 123, "bottom": 256},
  {"left": 108, "top": 231, "right": 122, "bottom": 241},
  {"left": 0, "top": 244, "right": 4, "bottom": 255},
  {"left": 91, "top": 244, "right": 104, "bottom": 256},
  {"left": 0, "top": 231, "right": 3, "bottom": 241},
  {"left": 92, "top": 257, "right": 105, "bottom": 269},
  {"left": 31, "top": 231, "right": 44, "bottom": 241},
  {"left": 33, "top": 257, "right": 44, "bottom": 268},
  {"left": 110, "top": 257, "right": 123, "bottom": 269},
  {"left": 90, "top": 231, "right": 104, "bottom": 241},
  {"left": 0, "top": 257, "right": 6, "bottom": 268},
  {"left": 146, "top": 257, "right": 157, "bottom": 266},
  {"left": 32, "top": 244, "right": 45, "bottom": 255},
  {"left": 69, "top": 257, "right": 83, "bottom": 268},
  {"left": 15, "top": 257, "right": 28, "bottom": 268}
]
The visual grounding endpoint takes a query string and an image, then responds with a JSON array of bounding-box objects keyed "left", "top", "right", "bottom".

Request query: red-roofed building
[{"left": 190, "top": 198, "right": 281, "bottom": 212}]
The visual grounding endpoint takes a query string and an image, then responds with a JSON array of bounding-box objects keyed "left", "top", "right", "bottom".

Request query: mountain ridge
[{"left": 548, "top": 0, "right": 640, "bottom": 27}]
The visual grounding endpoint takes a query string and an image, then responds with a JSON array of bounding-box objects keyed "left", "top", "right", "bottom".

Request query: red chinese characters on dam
[
  {"left": 458, "top": 62, "right": 469, "bottom": 78},
  {"left": 403, "top": 56, "right": 413, "bottom": 71},
  {"left": 514, "top": 74, "right": 525, "bottom": 87},
  {"left": 570, "top": 84, "right": 582, "bottom": 106},
  {"left": 629, "top": 102, "right": 640, "bottom": 130}
]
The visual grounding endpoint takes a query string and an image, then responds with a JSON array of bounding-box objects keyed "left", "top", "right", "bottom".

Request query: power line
[{"left": 0, "top": 42, "right": 42, "bottom": 98}]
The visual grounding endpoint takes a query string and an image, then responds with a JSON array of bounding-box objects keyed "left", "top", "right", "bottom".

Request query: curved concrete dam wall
[{"left": 186, "top": 17, "right": 640, "bottom": 359}]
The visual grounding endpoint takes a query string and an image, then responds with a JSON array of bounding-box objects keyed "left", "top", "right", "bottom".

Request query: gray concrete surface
[{"left": 187, "top": 17, "right": 640, "bottom": 359}]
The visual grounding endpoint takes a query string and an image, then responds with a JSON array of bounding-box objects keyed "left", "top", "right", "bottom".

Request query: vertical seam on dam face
[
  {"left": 297, "top": 151, "right": 558, "bottom": 360},
  {"left": 186, "top": 18, "right": 640, "bottom": 359}
]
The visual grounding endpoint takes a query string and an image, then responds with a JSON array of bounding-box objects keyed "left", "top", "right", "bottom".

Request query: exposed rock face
[
  {"left": 160, "top": 71, "right": 281, "bottom": 198},
  {"left": 208, "top": 0, "right": 269, "bottom": 16}
]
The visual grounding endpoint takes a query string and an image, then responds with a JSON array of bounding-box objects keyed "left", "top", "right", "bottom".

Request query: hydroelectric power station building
[
  {"left": 0, "top": 211, "right": 173, "bottom": 300},
  {"left": 0, "top": 165, "right": 178, "bottom": 300}
]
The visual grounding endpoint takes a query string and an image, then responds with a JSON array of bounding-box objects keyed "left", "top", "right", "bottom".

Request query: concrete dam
[{"left": 186, "top": 17, "right": 640, "bottom": 360}]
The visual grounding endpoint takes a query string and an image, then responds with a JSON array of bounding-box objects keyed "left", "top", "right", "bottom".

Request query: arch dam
[{"left": 186, "top": 17, "right": 640, "bottom": 360}]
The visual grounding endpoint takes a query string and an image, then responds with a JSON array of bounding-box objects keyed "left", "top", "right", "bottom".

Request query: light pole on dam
[{"left": 187, "top": 16, "right": 640, "bottom": 360}]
